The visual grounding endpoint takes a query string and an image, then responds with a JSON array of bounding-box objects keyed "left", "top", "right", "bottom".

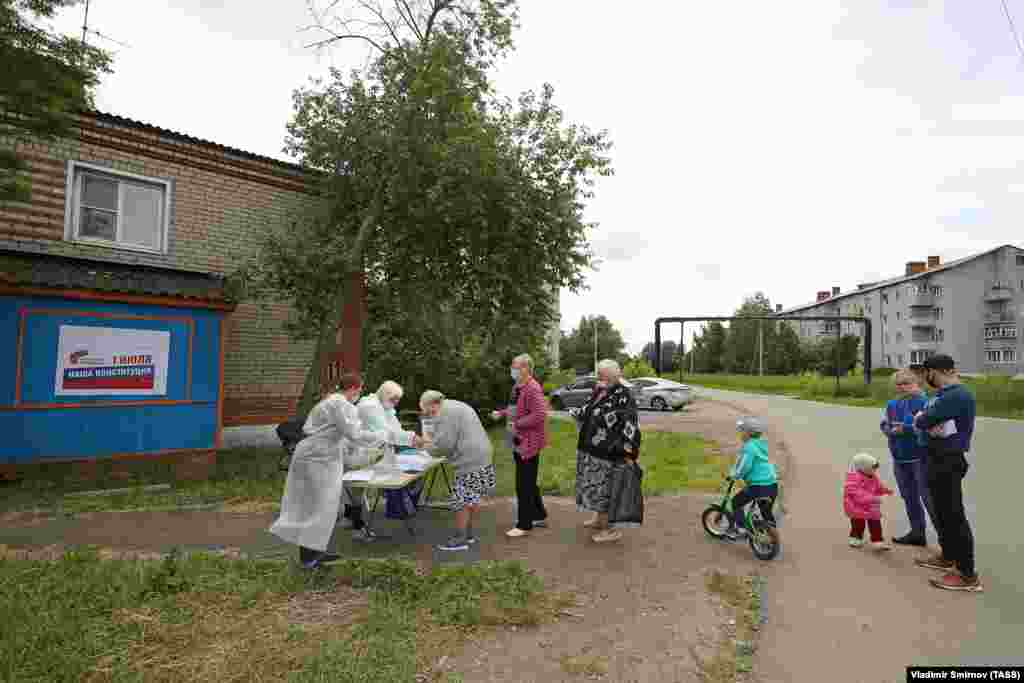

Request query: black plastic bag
[{"left": 608, "top": 462, "right": 644, "bottom": 527}]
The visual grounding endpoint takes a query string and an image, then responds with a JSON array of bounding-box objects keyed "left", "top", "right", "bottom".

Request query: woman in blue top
[
  {"left": 880, "top": 369, "right": 934, "bottom": 547},
  {"left": 727, "top": 416, "right": 778, "bottom": 540}
]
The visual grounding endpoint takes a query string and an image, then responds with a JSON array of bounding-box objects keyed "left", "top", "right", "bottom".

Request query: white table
[{"left": 342, "top": 455, "right": 452, "bottom": 537}]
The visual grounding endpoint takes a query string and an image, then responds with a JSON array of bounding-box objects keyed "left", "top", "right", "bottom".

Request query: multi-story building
[{"left": 776, "top": 244, "right": 1024, "bottom": 376}]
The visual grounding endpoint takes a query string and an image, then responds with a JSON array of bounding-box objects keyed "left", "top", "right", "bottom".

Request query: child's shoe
[
  {"left": 870, "top": 540, "right": 892, "bottom": 552},
  {"left": 848, "top": 537, "right": 864, "bottom": 548}
]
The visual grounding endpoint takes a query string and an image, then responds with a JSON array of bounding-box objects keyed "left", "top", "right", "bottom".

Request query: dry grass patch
[
  {"left": 560, "top": 651, "right": 611, "bottom": 677},
  {"left": 694, "top": 569, "right": 764, "bottom": 683}
]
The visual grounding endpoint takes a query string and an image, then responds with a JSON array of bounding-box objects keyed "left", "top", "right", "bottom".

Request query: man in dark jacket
[{"left": 912, "top": 354, "right": 981, "bottom": 592}]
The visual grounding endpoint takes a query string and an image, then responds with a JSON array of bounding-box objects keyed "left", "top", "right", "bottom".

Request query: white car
[{"left": 629, "top": 377, "right": 694, "bottom": 411}]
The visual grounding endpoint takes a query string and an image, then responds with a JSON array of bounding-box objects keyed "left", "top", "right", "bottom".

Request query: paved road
[{"left": 695, "top": 387, "right": 1023, "bottom": 679}]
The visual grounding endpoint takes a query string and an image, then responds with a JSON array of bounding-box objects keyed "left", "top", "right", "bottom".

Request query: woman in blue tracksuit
[{"left": 727, "top": 416, "right": 779, "bottom": 540}]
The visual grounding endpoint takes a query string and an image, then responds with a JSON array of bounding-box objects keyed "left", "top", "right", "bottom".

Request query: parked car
[
  {"left": 549, "top": 375, "right": 634, "bottom": 410},
  {"left": 629, "top": 377, "right": 694, "bottom": 411}
]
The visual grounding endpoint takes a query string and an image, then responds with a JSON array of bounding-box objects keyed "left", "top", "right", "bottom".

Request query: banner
[{"left": 54, "top": 325, "right": 170, "bottom": 396}]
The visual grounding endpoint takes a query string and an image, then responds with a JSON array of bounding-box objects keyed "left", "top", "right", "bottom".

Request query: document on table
[
  {"left": 397, "top": 452, "right": 433, "bottom": 472},
  {"left": 342, "top": 469, "right": 375, "bottom": 482}
]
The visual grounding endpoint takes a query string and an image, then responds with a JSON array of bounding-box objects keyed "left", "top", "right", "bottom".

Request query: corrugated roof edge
[
  {"left": 86, "top": 110, "right": 324, "bottom": 177},
  {"left": 0, "top": 247, "right": 227, "bottom": 282},
  {"left": 777, "top": 243, "right": 1024, "bottom": 316}
]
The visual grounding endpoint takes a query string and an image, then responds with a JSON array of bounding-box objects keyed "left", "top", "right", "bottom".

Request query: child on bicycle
[
  {"left": 726, "top": 416, "right": 779, "bottom": 540},
  {"left": 844, "top": 452, "right": 895, "bottom": 550}
]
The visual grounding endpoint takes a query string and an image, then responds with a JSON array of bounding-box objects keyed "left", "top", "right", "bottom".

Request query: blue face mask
[{"left": 511, "top": 368, "right": 520, "bottom": 381}]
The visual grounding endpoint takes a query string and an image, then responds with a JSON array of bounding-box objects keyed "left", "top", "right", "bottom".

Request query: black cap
[
  {"left": 908, "top": 363, "right": 924, "bottom": 371},
  {"left": 922, "top": 354, "right": 955, "bottom": 371}
]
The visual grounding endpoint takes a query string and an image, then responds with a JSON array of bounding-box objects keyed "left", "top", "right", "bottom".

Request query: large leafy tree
[
  {"left": 722, "top": 292, "right": 776, "bottom": 373},
  {"left": 1, "top": 0, "right": 112, "bottom": 201},
  {"left": 559, "top": 315, "right": 626, "bottom": 373},
  {"left": 640, "top": 339, "right": 678, "bottom": 373},
  {"left": 243, "top": 0, "right": 612, "bottom": 414}
]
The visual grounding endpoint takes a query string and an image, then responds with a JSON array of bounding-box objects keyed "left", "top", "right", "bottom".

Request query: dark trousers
[
  {"left": 850, "top": 518, "right": 883, "bottom": 542},
  {"left": 892, "top": 460, "right": 936, "bottom": 536},
  {"left": 730, "top": 483, "right": 778, "bottom": 530},
  {"left": 344, "top": 504, "right": 366, "bottom": 531},
  {"left": 514, "top": 451, "right": 547, "bottom": 530},
  {"left": 927, "top": 451, "right": 975, "bottom": 578}
]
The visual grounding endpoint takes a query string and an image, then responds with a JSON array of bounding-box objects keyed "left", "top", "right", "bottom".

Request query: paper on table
[{"left": 342, "top": 470, "right": 374, "bottom": 482}]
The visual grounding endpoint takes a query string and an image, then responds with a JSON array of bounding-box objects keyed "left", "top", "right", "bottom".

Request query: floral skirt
[{"left": 576, "top": 450, "right": 627, "bottom": 515}]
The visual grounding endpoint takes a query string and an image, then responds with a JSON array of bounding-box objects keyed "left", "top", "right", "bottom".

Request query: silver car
[
  {"left": 549, "top": 376, "right": 635, "bottom": 410},
  {"left": 629, "top": 377, "right": 693, "bottom": 411}
]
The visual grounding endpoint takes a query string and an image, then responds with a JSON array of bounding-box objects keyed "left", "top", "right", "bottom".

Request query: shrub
[{"left": 873, "top": 367, "right": 897, "bottom": 377}]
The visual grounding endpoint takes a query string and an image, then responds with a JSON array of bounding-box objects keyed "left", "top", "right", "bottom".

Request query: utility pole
[
  {"left": 593, "top": 317, "right": 598, "bottom": 375},
  {"left": 81, "top": 0, "right": 90, "bottom": 44},
  {"left": 758, "top": 320, "right": 764, "bottom": 376}
]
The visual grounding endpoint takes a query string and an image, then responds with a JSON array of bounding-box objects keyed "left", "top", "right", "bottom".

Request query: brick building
[{"left": 0, "top": 111, "right": 369, "bottom": 472}]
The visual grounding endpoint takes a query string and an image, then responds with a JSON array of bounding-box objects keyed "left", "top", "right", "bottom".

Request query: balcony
[
  {"left": 907, "top": 339, "right": 938, "bottom": 352},
  {"left": 984, "top": 285, "right": 1014, "bottom": 302},
  {"left": 985, "top": 312, "right": 1015, "bottom": 323},
  {"left": 908, "top": 311, "right": 935, "bottom": 328},
  {"left": 908, "top": 290, "right": 935, "bottom": 307}
]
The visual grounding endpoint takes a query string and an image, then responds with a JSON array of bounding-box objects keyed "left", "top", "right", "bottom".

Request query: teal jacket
[{"left": 731, "top": 437, "right": 777, "bottom": 486}]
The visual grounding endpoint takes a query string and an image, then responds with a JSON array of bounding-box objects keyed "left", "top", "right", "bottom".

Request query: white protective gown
[
  {"left": 269, "top": 393, "right": 387, "bottom": 551},
  {"left": 356, "top": 394, "right": 416, "bottom": 447}
]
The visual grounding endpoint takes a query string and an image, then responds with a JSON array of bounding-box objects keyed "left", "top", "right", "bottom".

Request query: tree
[
  {"left": 769, "top": 322, "right": 804, "bottom": 375},
  {"left": 722, "top": 292, "right": 775, "bottom": 374},
  {"left": 559, "top": 315, "right": 626, "bottom": 373},
  {"left": 1, "top": 0, "right": 112, "bottom": 201},
  {"left": 242, "top": 0, "right": 612, "bottom": 414},
  {"left": 815, "top": 334, "right": 861, "bottom": 376}
]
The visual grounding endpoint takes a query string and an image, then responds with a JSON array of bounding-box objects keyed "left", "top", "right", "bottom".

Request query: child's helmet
[{"left": 736, "top": 416, "right": 765, "bottom": 435}]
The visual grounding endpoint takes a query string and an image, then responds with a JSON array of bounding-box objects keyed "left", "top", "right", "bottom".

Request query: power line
[{"left": 1001, "top": 0, "right": 1024, "bottom": 68}]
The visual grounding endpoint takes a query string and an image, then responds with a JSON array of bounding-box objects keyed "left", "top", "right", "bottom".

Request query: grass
[
  {"left": 696, "top": 570, "right": 764, "bottom": 683},
  {"left": 0, "top": 549, "right": 565, "bottom": 683},
  {"left": 2, "top": 419, "right": 725, "bottom": 515},
  {"left": 679, "top": 372, "right": 1024, "bottom": 419},
  {"left": 489, "top": 417, "right": 725, "bottom": 497}
]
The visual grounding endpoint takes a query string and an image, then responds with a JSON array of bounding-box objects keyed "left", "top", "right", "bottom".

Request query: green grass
[
  {"left": 2, "top": 419, "right": 723, "bottom": 515},
  {"left": 0, "top": 549, "right": 560, "bottom": 683},
  {"left": 679, "top": 373, "right": 1024, "bottom": 419},
  {"left": 489, "top": 418, "right": 724, "bottom": 496}
]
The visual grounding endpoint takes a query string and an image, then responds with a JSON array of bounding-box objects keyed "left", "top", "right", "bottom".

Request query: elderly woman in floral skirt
[{"left": 569, "top": 359, "right": 642, "bottom": 543}]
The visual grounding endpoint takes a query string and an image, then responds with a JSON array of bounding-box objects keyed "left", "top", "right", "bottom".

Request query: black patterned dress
[{"left": 571, "top": 382, "right": 642, "bottom": 515}]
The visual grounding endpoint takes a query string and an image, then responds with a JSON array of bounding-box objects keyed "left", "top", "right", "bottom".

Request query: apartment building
[{"left": 776, "top": 244, "right": 1024, "bottom": 376}]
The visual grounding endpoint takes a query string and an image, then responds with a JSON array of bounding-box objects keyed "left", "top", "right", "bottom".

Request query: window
[
  {"left": 885, "top": 354, "right": 892, "bottom": 366},
  {"left": 910, "top": 350, "right": 933, "bottom": 364},
  {"left": 896, "top": 311, "right": 902, "bottom": 321},
  {"left": 937, "top": 329, "right": 944, "bottom": 342},
  {"left": 65, "top": 161, "right": 171, "bottom": 253},
  {"left": 1003, "top": 349, "right": 1018, "bottom": 363},
  {"left": 934, "top": 307, "right": 944, "bottom": 320},
  {"left": 1017, "top": 254, "right": 1024, "bottom": 266},
  {"left": 882, "top": 293, "right": 889, "bottom": 305},
  {"left": 882, "top": 314, "right": 888, "bottom": 325},
  {"left": 895, "top": 290, "right": 900, "bottom": 301},
  {"left": 986, "top": 350, "right": 1001, "bottom": 363},
  {"left": 930, "top": 285, "right": 944, "bottom": 298},
  {"left": 896, "top": 331, "right": 903, "bottom": 343},
  {"left": 897, "top": 354, "right": 904, "bottom": 366}
]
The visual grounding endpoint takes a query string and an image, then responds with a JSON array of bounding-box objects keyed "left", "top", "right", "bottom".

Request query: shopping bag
[{"left": 608, "top": 462, "right": 644, "bottom": 527}]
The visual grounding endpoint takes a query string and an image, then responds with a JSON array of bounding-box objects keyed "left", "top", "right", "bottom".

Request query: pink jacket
[
  {"left": 498, "top": 377, "right": 548, "bottom": 460},
  {"left": 843, "top": 471, "right": 893, "bottom": 520}
]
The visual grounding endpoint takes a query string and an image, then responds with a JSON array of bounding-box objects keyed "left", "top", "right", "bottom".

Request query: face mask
[{"left": 511, "top": 368, "right": 520, "bottom": 381}]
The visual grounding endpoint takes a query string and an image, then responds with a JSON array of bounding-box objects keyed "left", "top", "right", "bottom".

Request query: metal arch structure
[{"left": 654, "top": 316, "right": 873, "bottom": 385}]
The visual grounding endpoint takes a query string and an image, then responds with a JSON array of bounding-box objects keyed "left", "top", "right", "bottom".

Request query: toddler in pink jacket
[{"left": 844, "top": 453, "right": 895, "bottom": 551}]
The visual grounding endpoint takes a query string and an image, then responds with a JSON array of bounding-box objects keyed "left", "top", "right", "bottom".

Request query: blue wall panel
[{"left": 2, "top": 294, "right": 225, "bottom": 463}]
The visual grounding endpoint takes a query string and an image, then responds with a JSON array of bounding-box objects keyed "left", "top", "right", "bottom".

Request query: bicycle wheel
[
  {"left": 748, "top": 522, "right": 780, "bottom": 561},
  {"left": 701, "top": 505, "right": 732, "bottom": 539}
]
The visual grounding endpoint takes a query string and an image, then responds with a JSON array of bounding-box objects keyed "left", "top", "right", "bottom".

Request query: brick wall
[{"left": 0, "top": 114, "right": 323, "bottom": 425}]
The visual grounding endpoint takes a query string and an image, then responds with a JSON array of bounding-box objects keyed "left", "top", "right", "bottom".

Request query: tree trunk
[{"left": 296, "top": 286, "right": 346, "bottom": 418}]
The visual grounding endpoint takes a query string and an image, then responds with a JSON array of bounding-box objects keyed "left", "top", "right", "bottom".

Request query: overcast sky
[{"left": 48, "top": 1, "right": 1024, "bottom": 354}]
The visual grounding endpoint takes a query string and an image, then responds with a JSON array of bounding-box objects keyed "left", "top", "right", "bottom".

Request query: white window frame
[
  {"left": 1004, "top": 349, "right": 1018, "bottom": 363},
  {"left": 64, "top": 160, "right": 171, "bottom": 255},
  {"left": 986, "top": 350, "right": 1001, "bottom": 363},
  {"left": 910, "top": 350, "right": 933, "bottom": 365},
  {"left": 934, "top": 307, "right": 944, "bottom": 320}
]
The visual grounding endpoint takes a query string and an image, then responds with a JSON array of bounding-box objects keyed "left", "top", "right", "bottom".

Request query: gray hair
[
  {"left": 419, "top": 389, "right": 445, "bottom": 410},
  {"left": 377, "top": 380, "right": 403, "bottom": 403},
  {"left": 512, "top": 353, "right": 534, "bottom": 374},
  {"left": 596, "top": 358, "right": 621, "bottom": 381}
]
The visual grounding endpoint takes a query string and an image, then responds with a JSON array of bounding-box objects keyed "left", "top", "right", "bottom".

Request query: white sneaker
[
  {"left": 849, "top": 538, "right": 864, "bottom": 548},
  {"left": 506, "top": 528, "right": 529, "bottom": 538}
]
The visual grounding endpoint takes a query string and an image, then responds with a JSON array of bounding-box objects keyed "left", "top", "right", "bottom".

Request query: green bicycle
[{"left": 701, "top": 477, "right": 781, "bottom": 561}]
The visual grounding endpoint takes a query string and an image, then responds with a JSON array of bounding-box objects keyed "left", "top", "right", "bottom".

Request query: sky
[{"left": 46, "top": 0, "right": 1024, "bottom": 354}]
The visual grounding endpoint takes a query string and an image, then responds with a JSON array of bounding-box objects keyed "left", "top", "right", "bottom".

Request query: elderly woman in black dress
[{"left": 569, "top": 358, "right": 642, "bottom": 543}]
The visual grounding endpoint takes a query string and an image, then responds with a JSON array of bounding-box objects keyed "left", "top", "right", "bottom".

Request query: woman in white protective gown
[{"left": 269, "top": 372, "right": 390, "bottom": 568}]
